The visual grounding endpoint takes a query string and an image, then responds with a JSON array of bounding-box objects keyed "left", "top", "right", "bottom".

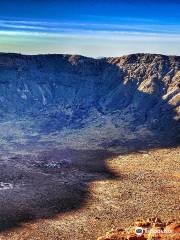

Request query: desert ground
[
  {"left": 0, "top": 146, "right": 179, "bottom": 240},
  {"left": 0, "top": 53, "right": 179, "bottom": 239}
]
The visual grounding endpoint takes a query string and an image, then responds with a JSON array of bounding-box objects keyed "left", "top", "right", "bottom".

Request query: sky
[{"left": 0, "top": 0, "right": 180, "bottom": 57}]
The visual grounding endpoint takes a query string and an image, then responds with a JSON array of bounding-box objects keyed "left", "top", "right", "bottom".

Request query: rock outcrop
[{"left": 97, "top": 218, "right": 180, "bottom": 240}]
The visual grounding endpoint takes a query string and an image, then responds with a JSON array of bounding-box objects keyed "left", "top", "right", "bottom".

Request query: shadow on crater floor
[{"left": 0, "top": 54, "right": 179, "bottom": 233}]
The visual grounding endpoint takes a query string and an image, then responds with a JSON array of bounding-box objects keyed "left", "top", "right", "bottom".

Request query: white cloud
[{"left": 0, "top": 18, "right": 180, "bottom": 56}]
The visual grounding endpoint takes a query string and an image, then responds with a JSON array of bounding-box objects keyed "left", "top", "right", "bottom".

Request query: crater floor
[{"left": 0, "top": 147, "right": 179, "bottom": 240}]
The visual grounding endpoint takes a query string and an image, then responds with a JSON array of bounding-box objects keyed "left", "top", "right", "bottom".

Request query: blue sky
[{"left": 0, "top": 0, "right": 180, "bottom": 57}]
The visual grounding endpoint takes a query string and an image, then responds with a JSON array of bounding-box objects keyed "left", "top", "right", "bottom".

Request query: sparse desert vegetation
[{"left": 0, "top": 147, "right": 179, "bottom": 240}]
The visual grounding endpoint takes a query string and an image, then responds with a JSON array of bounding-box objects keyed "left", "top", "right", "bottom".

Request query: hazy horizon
[
  {"left": 0, "top": 0, "right": 180, "bottom": 57},
  {"left": 1, "top": 52, "right": 180, "bottom": 59}
]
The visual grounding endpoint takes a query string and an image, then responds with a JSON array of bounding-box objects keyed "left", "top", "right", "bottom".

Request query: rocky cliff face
[
  {"left": 0, "top": 53, "right": 179, "bottom": 150},
  {"left": 0, "top": 53, "right": 179, "bottom": 237}
]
